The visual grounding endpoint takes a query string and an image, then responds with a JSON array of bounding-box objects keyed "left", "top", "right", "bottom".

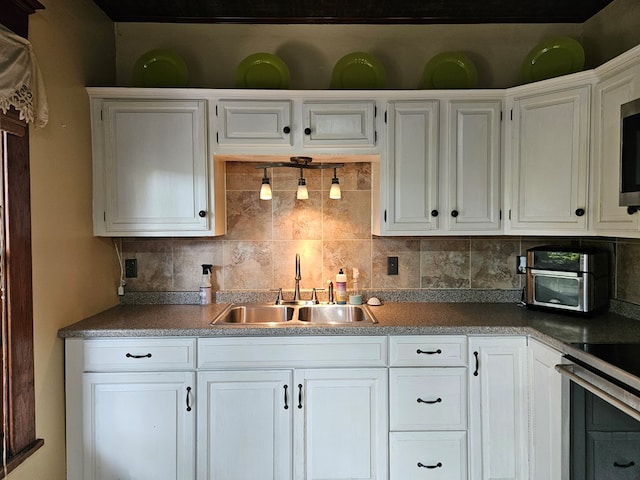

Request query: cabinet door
[
  {"left": 294, "top": 368, "right": 388, "bottom": 480},
  {"left": 197, "top": 370, "right": 293, "bottom": 480},
  {"left": 468, "top": 336, "right": 528, "bottom": 480},
  {"left": 383, "top": 100, "right": 440, "bottom": 234},
  {"left": 95, "top": 99, "right": 210, "bottom": 236},
  {"left": 528, "top": 339, "right": 567, "bottom": 480},
  {"left": 508, "top": 86, "right": 590, "bottom": 233},
  {"left": 302, "top": 101, "right": 376, "bottom": 148},
  {"left": 445, "top": 100, "right": 502, "bottom": 233},
  {"left": 82, "top": 371, "right": 195, "bottom": 480},
  {"left": 216, "top": 99, "right": 293, "bottom": 147},
  {"left": 591, "top": 63, "right": 640, "bottom": 235}
]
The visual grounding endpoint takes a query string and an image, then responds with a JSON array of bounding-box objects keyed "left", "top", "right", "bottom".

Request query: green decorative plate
[
  {"left": 330, "top": 52, "right": 386, "bottom": 89},
  {"left": 236, "top": 53, "right": 290, "bottom": 89},
  {"left": 132, "top": 49, "right": 189, "bottom": 87},
  {"left": 421, "top": 52, "right": 478, "bottom": 89},
  {"left": 522, "top": 37, "right": 585, "bottom": 83}
]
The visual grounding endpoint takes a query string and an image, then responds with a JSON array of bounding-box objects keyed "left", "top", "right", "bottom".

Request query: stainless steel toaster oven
[{"left": 525, "top": 246, "right": 609, "bottom": 313}]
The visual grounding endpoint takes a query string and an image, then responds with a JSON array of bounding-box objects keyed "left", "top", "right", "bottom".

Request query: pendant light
[
  {"left": 329, "top": 167, "right": 341, "bottom": 199},
  {"left": 296, "top": 169, "right": 309, "bottom": 200},
  {"left": 259, "top": 168, "right": 272, "bottom": 200}
]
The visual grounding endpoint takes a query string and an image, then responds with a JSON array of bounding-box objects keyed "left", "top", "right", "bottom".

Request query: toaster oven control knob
[
  {"left": 451, "top": 210, "right": 459, "bottom": 217},
  {"left": 627, "top": 206, "right": 638, "bottom": 215},
  {"left": 431, "top": 210, "right": 439, "bottom": 217},
  {"left": 575, "top": 208, "right": 585, "bottom": 217}
]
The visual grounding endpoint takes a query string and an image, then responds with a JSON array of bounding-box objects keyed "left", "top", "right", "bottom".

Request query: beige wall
[
  {"left": 7, "top": 0, "right": 116, "bottom": 478},
  {"left": 583, "top": 0, "right": 640, "bottom": 66}
]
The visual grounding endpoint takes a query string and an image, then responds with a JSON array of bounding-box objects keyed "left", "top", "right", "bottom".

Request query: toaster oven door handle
[
  {"left": 555, "top": 363, "right": 640, "bottom": 422},
  {"left": 530, "top": 269, "right": 582, "bottom": 277}
]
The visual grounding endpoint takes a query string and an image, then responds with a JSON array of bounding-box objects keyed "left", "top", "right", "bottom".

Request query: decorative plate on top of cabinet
[
  {"left": 330, "top": 52, "right": 386, "bottom": 89},
  {"left": 421, "top": 52, "right": 478, "bottom": 89},
  {"left": 132, "top": 49, "right": 189, "bottom": 87},
  {"left": 235, "top": 53, "right": 290, "bottom": 89},
  {"left": 521, "top": 36, "right": 585, "bottom": 83}
]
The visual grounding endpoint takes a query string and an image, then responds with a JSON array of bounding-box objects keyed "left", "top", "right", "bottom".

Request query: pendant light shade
[
  {"left": 329, "top": 168, "right": 341, "bottom": 199},
  {"left": 296, "top": 176, "right": 309, "bottom": 200},
  {"left": 260, "top": 169, "right": 272, "bottom": 200}
]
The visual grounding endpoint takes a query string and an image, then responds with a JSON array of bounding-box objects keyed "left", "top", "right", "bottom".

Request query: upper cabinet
[
  {"left": 375, "top": 94, "right": 502, "bottom": 236},
  {"left": 213, "top": 96, "right": 379, "bottom": 155},
  {"left": 89, "top": 89, "right": 226, "bottom": 237},
  {"left": 591, "top": 53, "right": 640, "bottom": 238},
  {"left": 505, "top": 79, "right": 593, "bottom": 235}
]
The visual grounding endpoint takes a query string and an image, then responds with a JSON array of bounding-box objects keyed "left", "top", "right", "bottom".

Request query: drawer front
[
  {"left": 390, "top": 431, "right": 467, "bottom": 480},
  {"left": 390, "top": 368, "right": 467, "bottom": 430},
  {"left": 587, "top": 432, "right": 640, "bottom": 480},
  {"left": 83, "top": 338, "right": 196, "bottom": 371},
  {"left": 198, "top": 336, "right": 387, "bottom": 369},
  {"left": 390, "top": 336, "right": 467, "bottom": 366}
]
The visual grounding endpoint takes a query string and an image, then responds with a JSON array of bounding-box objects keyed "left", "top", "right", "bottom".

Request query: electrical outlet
[
  {"left": 387, "top": 256, "right": 399, "bottom": 275},
  {"left": 125, "top": 258, "right": 137, "bottom": 278}
]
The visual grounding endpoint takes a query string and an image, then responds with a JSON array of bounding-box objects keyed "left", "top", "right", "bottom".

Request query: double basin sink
[{"left": 211, "top": 303, "right": 378, "bottom": 325}]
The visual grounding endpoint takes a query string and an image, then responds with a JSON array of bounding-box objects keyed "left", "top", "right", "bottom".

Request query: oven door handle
[{"left": 555, "top": 363, "right": 640, "bottom": 422}]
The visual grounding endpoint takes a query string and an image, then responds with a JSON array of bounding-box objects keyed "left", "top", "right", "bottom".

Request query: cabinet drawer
[
  {"left": 587, "top": 432, "right": 640, "bottom": 480},
  {"left": 83, "top": 338, "right": 196, "bottom": 371},
  {"left": 390, "top": 336, "right": 467, "bottom": 366},
  {"left": 198, "top": 336, "right": 387, "bottom": 369},
  {"left": 390, "top": 431, "right": 467, "bottom": 480},
  {"left": 390, "top": 368, "right": 467, "bottom": 430}
]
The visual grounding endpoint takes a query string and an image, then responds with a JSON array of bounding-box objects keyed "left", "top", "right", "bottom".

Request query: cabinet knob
[
  {"left": 451, "top": 210, "right": 459, "bottom": 218},
  {"left": 304, "top": 127, "right": 312, "bottom": 135},
  {"left": 431, "top": 210, "right": 439, "bottom": 217},
  {"left": 575, "top": 208, "right": 585, "bottom": 217},
  {"left": 283, "top": 126, "right": 291, "bottom": 134},
  {"left": 627, "top": 206, "right": 639, "bottom": 215},
  {"left": 198, "top": 210, "right": 207, "bottom": 218}
]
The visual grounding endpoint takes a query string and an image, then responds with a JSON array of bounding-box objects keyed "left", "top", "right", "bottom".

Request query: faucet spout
[{"left": 293, "top": 253, "right": 301, "bottom": 301}]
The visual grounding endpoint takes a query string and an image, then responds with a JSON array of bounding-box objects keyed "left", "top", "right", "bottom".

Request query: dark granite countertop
[{"left": 57, "top": 302, "right": 640, "bottom": 354}]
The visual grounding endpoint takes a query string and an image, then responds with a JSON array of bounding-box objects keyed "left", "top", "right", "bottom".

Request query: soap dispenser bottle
[
  {"left": 199, "top": 264, "right": 213, "bottom": 305},
  {"left": 336, "top": 269, "right": 347, "bottom": 304}
]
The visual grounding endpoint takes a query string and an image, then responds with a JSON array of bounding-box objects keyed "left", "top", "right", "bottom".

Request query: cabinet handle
[
  {"left": 198, "top": 210, "right": 207, "bottom": 218},
  {"left": 186, "top": 386, "right": 192, "bottom": 412},
  {"left": 614, "top": 461, "right": 635, "bottom": 468},
  {"left": 297, "top": 384, "right": 303, "bottom": 409},
  {"left": 451, "top": 210, "right": 459, "bottom": 217},
  {"left": 417, "top": 348, "right": 441, "bottom": 355},
  {"left": 283, "top": 126, "right": 291, "bottom": 134},
  {"left": 575, "top": 208, "right": 585, "bottom": 217},
  {"left": 125, "top": 353, "right": 152, "bottom": 359},
  {"left": 627, "top": 206, "right": 638, "bottom": 215},
  {"left": 304, "top": 127, "right": 312, "bottom": 135},
  {"left": 431, "top": 210, "right": 439, "bottom": 217},
  {"left": 418, "top": 462, "right": 442, "bottom": 469},
  {"left": 473, "top": 351, "right": 479, "bottom": 376},
  {"left": 417, "top": 397, "right": 442, "bottom": 404},
  {"left": 283, "top": 385, "right": 289, "bottom": 410}
]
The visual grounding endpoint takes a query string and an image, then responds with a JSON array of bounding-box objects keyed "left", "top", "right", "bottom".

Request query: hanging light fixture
[
  {"left": 296, "top": 169, "right": 309, "bottom": 200},
  {"left": 329, "top": 167, "right": 341, "bottom": 199},
  {"left": 259, "top": 168, "right": 272, "bottom": 200},
  {"left": 255, "top": 157, "right": 344, "bottom": 201}
]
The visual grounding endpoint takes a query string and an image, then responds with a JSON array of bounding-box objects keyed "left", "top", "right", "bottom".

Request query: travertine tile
[
  {"left": 372, "top": 237, "right": 421, "bottom": 288},
  {"left": 173, "top": 239, "right": 224, "bottom": 291},
  {"left": 617, "top": 240, "right": 640, "bottom": 304},
  {"left": 323, "top": 240, "right": 372, "bottom": 289},
  {"left": 272, "top": 241, "right": 324, "bottom": 297},
  {"left": 223, "top": 241, "right": 273, "bottom": 290},
  {"left": 323, "top": 190, "right": 371, "bottom": 240},
  {"left": 420, "top": 238, "right": 470, "bottom": 288},
  {"left": 272, "top": 191, "right": 323, "bottom": 240},
  {"left": 470, "top": 238, "right": 520, "bottom": 289},
  {"left": 225, "top": 190, "right": 272, "bottom": 241},
  {"left": 121, "top": 239, "right": 173, "bottom": 291},
  {"left": 226, "top": 161, "right": 264, "bottom": 191}
]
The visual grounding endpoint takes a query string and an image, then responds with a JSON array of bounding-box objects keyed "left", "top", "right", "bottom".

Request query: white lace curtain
[{"left": 0, "top": 23, "right": 48, "bottom": 128}]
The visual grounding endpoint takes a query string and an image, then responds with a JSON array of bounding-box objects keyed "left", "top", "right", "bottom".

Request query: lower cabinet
[{"left": 196, "top": 368, "right": 388, "bottom": 480}]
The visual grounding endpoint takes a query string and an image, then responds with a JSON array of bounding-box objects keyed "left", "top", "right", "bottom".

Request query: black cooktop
[{"left": 571, "top": 343, "right": 640, "bottom": 378}]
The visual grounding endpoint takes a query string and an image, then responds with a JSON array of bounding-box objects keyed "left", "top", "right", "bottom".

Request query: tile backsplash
[{"left": 121, "top": 161, "right": 640, "bottom": 306}]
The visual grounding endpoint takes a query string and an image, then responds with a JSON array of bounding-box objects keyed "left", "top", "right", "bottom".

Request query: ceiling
[{"left": 92, "top": 0, "right": 615, "bottom": 24}]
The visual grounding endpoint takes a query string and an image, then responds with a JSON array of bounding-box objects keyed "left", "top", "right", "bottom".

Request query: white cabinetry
[
  {"left": 377, "top": 96, "right": 502, "bottom": 235},
  {"left": 65, "top": 338, "right": 197, "bottom": 480},
  {"left": 528, "top": 338, "right": 567, "bottom": 480},
  {"left": 214, "top": 97, "right": 378, "bottom": 154},
  {"left": 88, "top": 88, "right": 226, "bottom": 237},
  {"left": 505, "top": 79, "right": 592, "bottom": 234},
  {"left": 591, "top": 52, "right": 640, "bottom": 236},
  {"left": 196, "top": 336, "right": 388, "bottom": 480},
  {"left": 468, "top": 336, "right": 528, "bottom": 480},
  {"left": 389, "top": 336, "right": 468, "bottom": 480}
]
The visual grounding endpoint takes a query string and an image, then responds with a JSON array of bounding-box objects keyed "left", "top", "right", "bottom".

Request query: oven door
[
  {"left": 556, "top": 360, "right": 640, "bottom": 479},
  {"left": 527, "top": 269, "right": 585, "bottom": 311}
]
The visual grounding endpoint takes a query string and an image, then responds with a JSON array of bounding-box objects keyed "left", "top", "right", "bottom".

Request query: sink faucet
[{"left": 293, "top": 253, "right": 301, "bottom": 302}]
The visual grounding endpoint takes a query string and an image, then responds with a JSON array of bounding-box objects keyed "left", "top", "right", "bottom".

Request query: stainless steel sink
[
  {"left": 211, "top": 303, "right": 377, "bottom": 325},
  {"left": 211, "top": 304, "right": 295, "bottom": 324},
  {"left": 297, "top": 305, "right": 377, "bottom": 323}
]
